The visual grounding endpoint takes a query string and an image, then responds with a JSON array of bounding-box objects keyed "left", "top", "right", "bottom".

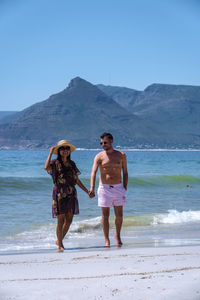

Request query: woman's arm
[
  {"left": 44, "top": 146, "right": 56, "bottom": 171},
  {"left": 76, "top": 178, "right": 89, "bottom": 194},
  {"left": 76, "top": 177, "right": 95, "bottom": 198}
]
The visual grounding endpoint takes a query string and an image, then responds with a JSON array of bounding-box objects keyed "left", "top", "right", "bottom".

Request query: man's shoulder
[
  {"left": 94, "top": 151, "right": 104, "bottom": 160},
  {"left": 114, "top": 150, "right": 126, "bottom": 157},
  {"left": 95, "top": 151, "right": 104, "bottom": 157}
]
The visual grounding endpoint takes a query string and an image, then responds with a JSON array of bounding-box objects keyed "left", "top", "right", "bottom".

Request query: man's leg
[
  {"left": 101, "top": 207, "right": 110, "bottom": 247},
  {"left": 56, "top": 214, "right": 65, "bottom": 252},
  {"left": 114, "top": 206, "right": 123, "bottom": 246}
]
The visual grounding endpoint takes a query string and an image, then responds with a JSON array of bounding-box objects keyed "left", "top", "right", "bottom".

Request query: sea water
[{"left": 0, "top": 149, "right": 200, "bottom": 254}]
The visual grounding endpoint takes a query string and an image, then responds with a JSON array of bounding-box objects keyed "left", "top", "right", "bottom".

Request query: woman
[{"left": 44, "top": 139, "right": 93, "bottom": 252}]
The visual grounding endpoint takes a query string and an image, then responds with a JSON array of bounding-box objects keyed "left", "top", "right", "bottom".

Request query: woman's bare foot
[
  {"left": 104, "top": 238, "right": 110, "bottom": 248},
  {"left": 57, "top": 246, "right": 64, "bottom": 253},
  {"left": 56, "top": 240, "right": 64, "bottom": 249},
  {"left": 115, "top": 234, "right": 123, "bottom": 247}
]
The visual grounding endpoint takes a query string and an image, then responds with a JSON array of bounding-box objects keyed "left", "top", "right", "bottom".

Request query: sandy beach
[{"left": 1, "top": 245, "right": 200, "bottom": 300}]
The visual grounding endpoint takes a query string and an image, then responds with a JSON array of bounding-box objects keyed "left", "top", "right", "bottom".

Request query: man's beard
[{"left": 104, "top": 145, "right": 111, "bottom": 151}]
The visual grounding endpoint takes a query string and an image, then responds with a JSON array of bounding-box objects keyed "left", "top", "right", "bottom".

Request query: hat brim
[{"left": 53, "top": 143, "right": 76, "bottom": 155}]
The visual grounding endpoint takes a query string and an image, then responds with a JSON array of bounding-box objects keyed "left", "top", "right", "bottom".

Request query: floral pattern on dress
[{"left": 48, "top": 159, "right": 80, "bottom": 218}]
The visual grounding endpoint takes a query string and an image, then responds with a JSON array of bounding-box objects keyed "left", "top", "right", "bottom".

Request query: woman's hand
[
  {"left": 44, "top": 146, "right": 55, "bottom": 171},
  {"left": 88, "top": 190, "right": 95, "bottom": 198},
  {"left": 49, "top": 146, "right": 56, "bottom": 155}
]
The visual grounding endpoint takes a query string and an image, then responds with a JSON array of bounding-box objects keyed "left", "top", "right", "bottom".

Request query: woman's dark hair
[
  {"left": 100, "top": 132, "right": 113, "bottom": 140},
  {"left": 57, "top": 148, "right": 71, "bottom": 169}
]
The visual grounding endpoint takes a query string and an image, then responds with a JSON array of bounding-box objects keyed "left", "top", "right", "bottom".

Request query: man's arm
[
  {"left": 90, "top": 154, "right": 100, "bottom": 194},
  {"left": 122, "top": 152, "right": 128, "bottom": 190}
]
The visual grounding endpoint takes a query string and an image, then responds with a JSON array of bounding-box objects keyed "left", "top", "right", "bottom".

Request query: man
[{"left": 90, "top": 133, "right": 128, "bottom": 247}]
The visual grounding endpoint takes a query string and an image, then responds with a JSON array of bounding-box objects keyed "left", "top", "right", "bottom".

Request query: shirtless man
[{"left": 90, "top": 133, "right": 128, "bottom": 247}]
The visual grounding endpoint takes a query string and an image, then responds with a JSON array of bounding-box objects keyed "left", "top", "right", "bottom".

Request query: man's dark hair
[{"left": 100, "top": 132, "right": 113, "bottom": 140}]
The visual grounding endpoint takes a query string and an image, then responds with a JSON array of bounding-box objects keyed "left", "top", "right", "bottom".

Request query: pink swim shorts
[{"left": 97, "top": 184, "right": 127, "bottom": 207}]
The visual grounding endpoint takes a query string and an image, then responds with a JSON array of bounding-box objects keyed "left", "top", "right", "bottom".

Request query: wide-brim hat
[{"left": 53, "top": 139, "right": 76, "bottom": 155}]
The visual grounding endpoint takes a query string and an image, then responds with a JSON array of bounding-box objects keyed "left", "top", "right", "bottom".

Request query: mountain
[
  {"left": 97, "top": 84, "right": 141, "bottom": 108},
  {"left": 0, "top": 77, "right": 161, "bottom": 149},
  {"left": 1, "top": 78, "right": 200, "bottom": 149},
  {"left": 0, "top": 111, "right": 18, "bottom": 119},
  {"left": 128, "top": 84, "right": 200, "bottom": 144},
  {"left": 100, "top": 83, "right": 200, "bottom": 148},
  {"left": 0, "top": 111, "right": 20, "bottom": 124}
]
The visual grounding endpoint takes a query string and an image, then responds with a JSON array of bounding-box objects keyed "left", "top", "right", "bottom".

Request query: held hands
[{"left": 88, "top": 189, "right": 95, "bottom": 198}]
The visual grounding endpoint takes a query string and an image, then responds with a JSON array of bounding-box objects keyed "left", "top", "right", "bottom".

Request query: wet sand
[{"left": 1, "top": 245, "right": 200, "bottom": 300}]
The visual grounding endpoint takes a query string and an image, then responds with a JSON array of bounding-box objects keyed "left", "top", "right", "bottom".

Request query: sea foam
[{"left": 152, "top": 210, "right": 200, "bottom": 225}]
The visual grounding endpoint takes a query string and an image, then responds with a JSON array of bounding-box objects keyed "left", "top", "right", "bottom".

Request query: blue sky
[{"left": 0, "top": 0, "right": 200, "bottom": 110}]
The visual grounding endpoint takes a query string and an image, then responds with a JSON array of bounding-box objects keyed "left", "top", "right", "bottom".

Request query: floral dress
[{"left": 48, "top": 159, "right": 80, "bottom": 218}]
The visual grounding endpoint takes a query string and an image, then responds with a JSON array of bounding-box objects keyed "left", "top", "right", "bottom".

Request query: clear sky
[{"left": 0, "top": 0, "right": 200, "bottom": 111}]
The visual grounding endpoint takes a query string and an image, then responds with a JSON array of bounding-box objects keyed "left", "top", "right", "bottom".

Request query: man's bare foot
[
  {"left": 104, "top": 238, "right": 110, "bottom": 248},
  {"left": 57, "top": 246, "right": 64, "bottom": 253},
  {"left": 56, "top": 240, "right": 64, "bottom": 249},
  {"left": 115, "top": 234, "right": 123, "bottom": 247}
]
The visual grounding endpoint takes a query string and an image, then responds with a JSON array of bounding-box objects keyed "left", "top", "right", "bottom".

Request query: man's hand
[{"left": 88, "top": 189, "right": 95, "bottom": 198}]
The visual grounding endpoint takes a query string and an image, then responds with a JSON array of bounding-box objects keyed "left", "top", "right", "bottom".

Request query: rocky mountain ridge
[{"left": 0, "top": 77, "right": 200, "bottom": 149}]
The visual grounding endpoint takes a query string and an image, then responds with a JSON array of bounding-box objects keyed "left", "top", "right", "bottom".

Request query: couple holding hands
[{"left": 44, "top": 133, "right": 128, "bottom": 252}]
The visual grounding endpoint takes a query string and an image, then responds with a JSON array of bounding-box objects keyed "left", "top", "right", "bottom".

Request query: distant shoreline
[{"left": 0, "top": 147, "right": 200, "bottom": 151}]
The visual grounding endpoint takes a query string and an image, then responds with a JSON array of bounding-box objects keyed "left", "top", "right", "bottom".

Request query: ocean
[{"left": 0, "top": 149, "right": 200, "bottom": 254}]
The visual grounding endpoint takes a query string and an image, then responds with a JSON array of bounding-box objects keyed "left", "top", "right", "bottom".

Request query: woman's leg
[
  {"left": 56, "top": 214, "right": 65, "bottom": 252},
  {"left": 62, "top": 212, "right": 74, "bottom": 240}
]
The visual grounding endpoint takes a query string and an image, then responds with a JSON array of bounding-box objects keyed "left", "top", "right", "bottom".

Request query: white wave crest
[
  {"left": 0, "top": 217, "right": 102, "bottom": 253},
  {"left": 70, "top": 216, "right": 102, "bottom": 233},
  {"left": 152, "top": 210, "right": 200, "bottom": 225}
]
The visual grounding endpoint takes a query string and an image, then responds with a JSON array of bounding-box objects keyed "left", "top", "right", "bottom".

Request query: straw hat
[{"left": 53, "top": 140, "right": 76, "bottom": 155}]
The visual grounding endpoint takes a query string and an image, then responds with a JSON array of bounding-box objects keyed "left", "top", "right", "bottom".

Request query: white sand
[{"left": 0, "top": 245, "right": 200, "bottom": 300}]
